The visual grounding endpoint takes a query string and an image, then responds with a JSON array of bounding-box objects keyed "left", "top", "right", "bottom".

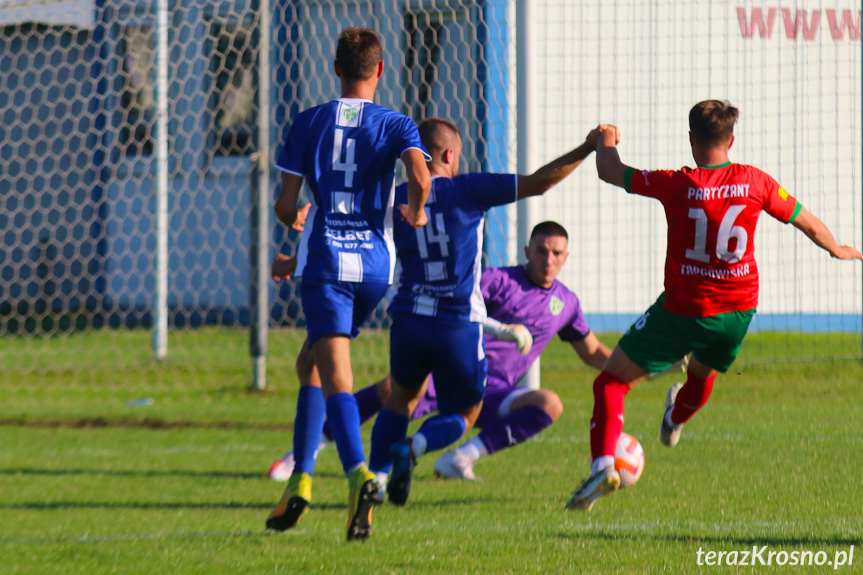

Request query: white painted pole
[
  {"left": 250, "top": 0, "right": 271, "bottom": 389},
  {"left": 516, "top": 0, "right": 539, "bottom": 389},
  {"left": 152, "top": 0, "right": 169, "bottom": 360}
]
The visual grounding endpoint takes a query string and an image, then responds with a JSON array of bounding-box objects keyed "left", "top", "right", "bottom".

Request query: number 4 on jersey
[
  {"left": 686, "top": 205, "right": 748, "bottom": 264},
  {"left": 416, "top": 213, "right": 450, "bottom": 259},
  {"left": 332, "top": 128, "right": 357, "bottom": 187}
]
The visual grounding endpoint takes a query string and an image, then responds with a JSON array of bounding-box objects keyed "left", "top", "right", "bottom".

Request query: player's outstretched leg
[
  {"left": 387, "top": 438, "right": 417, "bottom": 506},
  {"left": 660, "top": 370, "right": 716, "bottom": 447},
  {"left": 566, "top": 370, "right": 629, "bottom": 512},
  {"left": 266, "top": 472, "right": 312, "bottom": 531},
  {"left": 659, "top": 382, "right": 684, "bottom": 447},
  {"left": 346, "top": 465, "right": 379, "bottom": 541}
]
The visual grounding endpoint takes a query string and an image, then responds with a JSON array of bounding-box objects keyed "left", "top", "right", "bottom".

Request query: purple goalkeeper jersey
[
  {"left": 481, "top": 266, "right": 590, "bottom": 389},
  {"left": 416, "top": 265, "right": 592, "bottom": 415}
]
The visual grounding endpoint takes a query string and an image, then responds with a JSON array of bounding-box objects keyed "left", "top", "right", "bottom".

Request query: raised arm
[
  {"left": 595, "top": 125, "right": 630, "bottom": 188},
  {"left": 516, "top": 125, "right": 604, "bottom": 200},
  {"left": 399, "top": 148, "right": 432, "bottom": 228},
  {"left": 274, "top": 172, "right": 304, "bottom": 229},
  {"left": 569, "top": 331, "right": 611, "bottom": 371},
  {"left": 791, "top": 207, "right": 863, "bottom": 261}
]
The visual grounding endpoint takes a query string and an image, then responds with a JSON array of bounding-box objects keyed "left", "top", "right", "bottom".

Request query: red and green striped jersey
[{"left": 625, "top": 162, "right": 802, "bottom": 317}]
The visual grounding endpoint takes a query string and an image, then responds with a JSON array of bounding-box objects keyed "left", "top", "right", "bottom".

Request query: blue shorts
[
  {"left": 390, "top": 314, "right": 487, "bottom": 415},
  {"left": 300, "top": 279, "right": 389, "bottom": 346}
]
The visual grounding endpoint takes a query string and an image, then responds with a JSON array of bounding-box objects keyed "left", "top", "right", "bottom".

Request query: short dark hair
[
  {"left": 530, "top": 221, "right": 568, "bottom": 243},
  {"left": 418, "top": 117, "right": 460, "bottom": 155},
  {"left": 336, "top": 27, "right": 383, "bottom": 81},
  {"left": 689, "top": 100, "right": 739, "bottom": 148}
]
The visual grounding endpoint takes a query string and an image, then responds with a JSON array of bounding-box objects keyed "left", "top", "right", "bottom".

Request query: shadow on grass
[
  {"left": 2, "top": 528, "right": 276, "bottom": 546},
  {"left": 0, "top": 418, "right": 292, "bottom": 431},
  {"left": 0, "top": 467, "right": 343, "bottom": 481},
  {"left": 0, "top": 501, "right": 273, "bottom": 511},
  {"left": 665, "top": 534, "right": 863, "bottom": 547},
  {"left": 557, "top": 530, "right": 862, "bottom": 547},
  {"left": 2, "top": 497, "right": 508, "bottom": 514},
  {"left": 391, "top": 496, "right": 510, "bottom": 508},
  {"left": 302, "top": 496, "right": 510, "bottom": 512}
]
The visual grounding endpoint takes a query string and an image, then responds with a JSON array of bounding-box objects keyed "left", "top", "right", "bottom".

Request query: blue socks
[
  {"left": 415, "top": 413, "right": 466, "bottom": 454},
  {"left": 369, "top": 409, "right": 410, "bottom": 474},
  {"left": 325, "top": 392, "right": 366, "bottom": 476},
  {"left": 292, "top": 386, "right": 326, "bottom": 475},
  {"left": 322, "top": 382, "right": 383, "bottom": 442}
]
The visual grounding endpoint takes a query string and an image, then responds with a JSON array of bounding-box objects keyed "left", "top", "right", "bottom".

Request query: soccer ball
[{"left": 615, "top": 432, "right": 645, "bottom": 488}]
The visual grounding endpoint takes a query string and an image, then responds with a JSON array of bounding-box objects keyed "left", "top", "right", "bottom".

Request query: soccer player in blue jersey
[
  {"left": 368, "top": 118, "right": 605, "bottom": 506},
  {"left": 265, "top": 27, "right": 431, "bottom": 541}
]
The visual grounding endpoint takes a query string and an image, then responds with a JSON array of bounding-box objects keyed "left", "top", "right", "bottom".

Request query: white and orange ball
[{"left": 615, "top": 432, "right": 645, "bottom": 488}]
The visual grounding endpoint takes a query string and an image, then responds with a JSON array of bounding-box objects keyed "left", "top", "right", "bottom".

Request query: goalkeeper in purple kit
[{"left": 420, "top": 221, "right": 610, "bottom": 480}]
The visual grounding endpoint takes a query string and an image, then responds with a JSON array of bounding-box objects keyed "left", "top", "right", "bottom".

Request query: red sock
[
  {"left": 670, "top": 372, "right": 717, "bottom": 425},
  {"left": 590, "top": 371, "right": 631, "bottom": 460}
]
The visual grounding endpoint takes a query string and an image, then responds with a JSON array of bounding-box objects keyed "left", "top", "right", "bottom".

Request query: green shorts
[{"left": 618, "top": 294, "right": 755, "bottom": 374}]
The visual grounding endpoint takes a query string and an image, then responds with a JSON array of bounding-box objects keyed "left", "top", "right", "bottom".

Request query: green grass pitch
[{"left": 1, "top": 330, "right": 861, "bottom": 573}]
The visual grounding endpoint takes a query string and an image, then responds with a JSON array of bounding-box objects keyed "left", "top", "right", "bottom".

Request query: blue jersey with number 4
[
  {"left": 276, "top": 98, "right": 429, "bottom": 284},
  {"left": 389, "top": 173, "right": 517, "bottom": 322}
]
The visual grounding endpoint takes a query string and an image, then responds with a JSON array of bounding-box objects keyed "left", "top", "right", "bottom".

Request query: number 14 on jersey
[{"left": 416, "top": 213, "right": 450, "bottom": 259}]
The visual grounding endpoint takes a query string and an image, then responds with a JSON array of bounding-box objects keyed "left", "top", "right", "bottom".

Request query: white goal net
[{"left": 0, "top": 0, "right": 859, "bottom": 414}]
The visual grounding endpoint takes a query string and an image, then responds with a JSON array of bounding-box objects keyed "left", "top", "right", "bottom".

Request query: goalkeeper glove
[{"left": 483, "top": 318, "right": 533, "bottom": 356}]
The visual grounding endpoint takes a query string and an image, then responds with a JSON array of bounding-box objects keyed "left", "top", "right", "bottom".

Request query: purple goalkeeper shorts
[{"left": 412, "top": 375, "right": 526, "bottom": 429}]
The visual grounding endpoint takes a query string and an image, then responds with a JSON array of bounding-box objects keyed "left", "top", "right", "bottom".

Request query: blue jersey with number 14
[
  {"left": 389, "top": 173, "right": 517, "bottom": 323},
  {"left": 276, "top": 98, "right": 429, "bottom": 284}
]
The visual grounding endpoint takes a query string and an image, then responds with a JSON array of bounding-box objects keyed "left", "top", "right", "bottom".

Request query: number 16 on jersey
[{"left": 686, "top": 206, "right": 748, "bottom": 264}]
